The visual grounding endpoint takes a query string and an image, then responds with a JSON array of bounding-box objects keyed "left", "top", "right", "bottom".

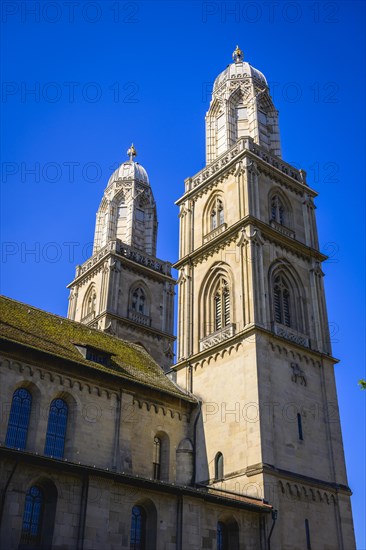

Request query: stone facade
[
  {"left": 174, "top": 48, "right": 355, "bottom": 549},
  {"left": 0, "top": 298, "right": 270, "bottom": 549}
]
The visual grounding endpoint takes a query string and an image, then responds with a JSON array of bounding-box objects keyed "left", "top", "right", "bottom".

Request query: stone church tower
[
  {"left": 67, "top": 145, "right": 175, "bottom": 371},
  {"left": 173, "top": 47, "right": 355, "bottom": 549}
]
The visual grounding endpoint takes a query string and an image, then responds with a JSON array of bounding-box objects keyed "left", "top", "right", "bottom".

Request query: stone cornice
[
  {"left": 173, "top": 324, "right": 339, "bottom": 372},
  {"left": 100, "top": 312, "right": 176, "bottom": 342},
  {"left": 0, "top": 447, "right": 272, "bottom": 513},
  {"left": 0, "top": 339, "right": 194, "bottom": 406},
  {"left": 68, "top": 242, "right": 175, "bottom": 289},
  {"left": 176, "top": 137, "right": 316, "bottom": 205},
  {"left": 173, "top": 216, "right": 327, "bottom": 270},
  {"left": 245, "top": 462, "right": 352, "bottom": 496}
]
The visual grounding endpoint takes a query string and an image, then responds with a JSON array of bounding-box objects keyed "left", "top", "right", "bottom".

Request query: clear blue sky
[{"left": 1, "top": 1, "right": 365, "bottom": 546}]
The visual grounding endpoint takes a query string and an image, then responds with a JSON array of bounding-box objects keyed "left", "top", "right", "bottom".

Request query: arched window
[
  {"left": 153, "top": 437, "right": 161, "bottom": 480},
  {"left": 214, "top": 278, "right": 230, "bottom": 331},
  {"left": 20, "top": 485, "right": 43, "bottom": 547},
  {"left": 44, "top": 398, "right": 68, "bottom": 458},
  {"left": 214, "top": 452, "right": 224, "bottom": 481},
  {"left": 217, "top": 521, "right": 228, "bottom": 550},
  {"left": 130, "top": 505, "right": 146, "bottom": 550},
  {"left": 82, "top": 285, "right": 97, "bottom": 321},
  {"left": 271, "top": 194, "right": 285, "bottom": 225},
  {"left": 211, "top": 198, "right": 224, "bottom": 230},
  {"left": 273, "top": 274, "right": 291, "bottom": 327},
  {"left": 132, "top": 287, "right": 146, "bottom": 315},
  {"left": 5, "top": 388, "right": 32, "bottom": 449}
]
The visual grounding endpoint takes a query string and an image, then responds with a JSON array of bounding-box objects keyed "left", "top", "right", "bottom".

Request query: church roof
[{"left": 0, "top": 295, "right": 192, "bottom": 402}]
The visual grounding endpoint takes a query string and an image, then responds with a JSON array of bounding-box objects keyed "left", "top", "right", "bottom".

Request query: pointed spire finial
[
  {"left": 232, "top": 45, "right": 244, "bottom": 63},
  {"left": 127, "top": 143, "right": 137, "bottom": 161}
]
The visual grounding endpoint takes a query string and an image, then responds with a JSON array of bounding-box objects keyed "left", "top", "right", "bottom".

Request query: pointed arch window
[
  {"left": 130, "top": 506, "right": 146, "bottom": 550},
  {"left": 131, "top": 287, "right": 146, "bottom": 315},
  {"left": 82, "top": 286, "right": 97, "bottom": 322},
  {"left": 211, "top": 198, "right": 224, "bottom": 230},
  {"left": 271, "top": 194, "right": 285, "bottom": 225},
  {"left": 153, "top": 436, "right": 161, "bottom": 480},
  {"left": 214, "top": 278, "right": 230, "bottom": 331},
  {"left": 273, "top": 274, "right": 291, "bottom": 327},
  {"left": 214, "top": 452, "right": 224, "bottom": 481},
  {"left": 5, "top": 388, "right": 32, "bottom": 450},
  {"left": 44, "top": 398, "right": 68, "bottom": 458},
  {"left": 20, "top": 485, "right": 43, "bottom": 547}
]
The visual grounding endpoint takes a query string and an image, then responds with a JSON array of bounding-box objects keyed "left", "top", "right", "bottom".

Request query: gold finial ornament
[
  {"left": 127, "top": 143, "right": 137, "bottom": 161},
  {"left": 232, "top": 45, "right": 244, "bottom": 63}
]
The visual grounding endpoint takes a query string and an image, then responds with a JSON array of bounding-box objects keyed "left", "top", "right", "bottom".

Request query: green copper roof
[{"left": 0, "top": 295, "right": 193, "bottom": 402}]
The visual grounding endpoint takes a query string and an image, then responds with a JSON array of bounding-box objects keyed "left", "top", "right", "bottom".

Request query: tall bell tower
[
  {"left": 173, "top": 47, "right": 355, "bottom": 549},
  {"left": 67, "top": 145, "right": 175, "bottom": 371}
]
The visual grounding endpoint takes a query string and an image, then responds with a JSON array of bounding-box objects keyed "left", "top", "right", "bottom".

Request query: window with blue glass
[
  {"left": 5, "top": 388, "right": 32, "bottom": 449},
  {"left": 20, "top": 486, "right": 43, "bottom": 547},
  {"left": 44, "top": 398, "right": 68, "bottom": 458},
  {"left": 217, "top": 522, "right": 227, "bottom": 550},
  {"left": 130, "top": 505, "right": 145, "bottom": 550}
]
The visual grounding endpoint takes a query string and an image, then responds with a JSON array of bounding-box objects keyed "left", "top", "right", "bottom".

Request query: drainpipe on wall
[
  {"left": 267, "top": 509, "right": 278, "bottom": 550},
  {"left": 77, "top": 473, "right": 89, "bottom": 550},
  {"left": 176, "top": 494, "right": 183, "bottom": 550},
  {"left": 112, "top": 389, "right": 122, "bottom": 471},
  {"left": 192, "top": 400, "right": 202, "bottom": 486}
]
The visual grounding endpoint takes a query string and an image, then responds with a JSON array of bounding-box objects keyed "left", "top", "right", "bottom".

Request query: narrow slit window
[
  {"left": 153, "top": 436, "right": 161, "bottom": 480},
  {"left": 297, "top": 413, "right": 304, "bottom": 441},
  {"left": 305, "top": 519, "right": 311, "bottom": 549},
  {"left": 214, "top": 452, "right": 224, "bottom": 480}
]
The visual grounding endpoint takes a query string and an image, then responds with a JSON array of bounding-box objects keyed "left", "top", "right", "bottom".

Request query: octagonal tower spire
[{"left": 205, "top": 47, "right": 281, "bottom": 164}]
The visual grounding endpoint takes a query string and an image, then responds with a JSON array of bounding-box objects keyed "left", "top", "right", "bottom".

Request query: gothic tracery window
[
  {"left": 131, "top": 287, "right": 146, "bottom": 314},
  {"left": 273, "top": 274, "right": 291, "bottom": 327},
  {"left": 211, "top": 198, "right": 224, "bottom": 230},
  {"left": 271, "top": 194, "right": 285, "bottom": 225},
  {"left": 214, "top": 278, "right": 230, "bottom": 331},
  {"left": 5, "top": 387, "right": 32, "bottom": 450},
  {"left": 87, "top": 291, "right": 96, "bottom": 315},
  {"left": 130, "top": 506, "right": 146, "bottom": 550},
  {"left": 83, "top": 286, "right": 97, "bottom": 320},
  {"left": 20, "top": 485, "right": 43, "bottom": 547},
  {"left": 44, "top": 398, "right": 68, "bottom": 458}
]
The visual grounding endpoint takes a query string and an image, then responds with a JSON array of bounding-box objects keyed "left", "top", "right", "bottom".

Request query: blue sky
[{"left": 1, "top": 0, "right": 365, "bottom": 546}]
